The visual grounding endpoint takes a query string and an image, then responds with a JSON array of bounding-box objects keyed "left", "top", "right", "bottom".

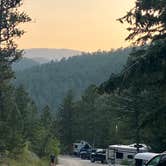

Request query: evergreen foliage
[
  {"left": 57, "top": 90, "right": 75, "bottom": 153},
  {"left": 118, "top": 0, "right": 166, "bottom": 45},
  {"left": 0, "top": 0, "right": 31, "bottom": 157},
  {"left": 0, "top": 0, "right": 59, "bottom": 162},
  {"left": 98, "top": 0, "right": 166, "bottom": 152},
  {"left": 58, "top": 0, "right": 166, "bottom": 153},
  {"left": 14, "top": 48, "right": 130, "bottom": 110}
]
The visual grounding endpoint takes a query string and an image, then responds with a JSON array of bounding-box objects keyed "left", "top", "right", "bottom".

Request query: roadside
[{"left": 58, "top": 156, "right": 107, "bottom": 166}]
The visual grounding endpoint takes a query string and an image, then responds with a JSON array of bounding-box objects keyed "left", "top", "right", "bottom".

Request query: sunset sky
[{"left": 19, "top": 0, "right": 135, "bottom": 51}]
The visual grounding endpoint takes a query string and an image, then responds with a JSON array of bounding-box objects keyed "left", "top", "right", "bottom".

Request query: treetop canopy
[{"left": 118, "top": 0, "right": 166, "bottom": 45}]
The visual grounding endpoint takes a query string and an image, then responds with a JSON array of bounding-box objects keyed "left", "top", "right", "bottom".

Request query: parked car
[
  {"left": 145, "top": 152, "right": 166, "bottom": 166},
  {"left": 90, "top": 149, "right": 106, "bottom": 163},
  {"left": 80, "top": 148, "right": 95, "bottom": 160},
  {"left": 134, "top": 152, "right": 159, "bottom": 166}
]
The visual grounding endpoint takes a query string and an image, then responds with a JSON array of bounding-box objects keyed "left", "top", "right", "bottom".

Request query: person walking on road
[{"left": 50, "top": 154, "right": 56, "bottom": 166}]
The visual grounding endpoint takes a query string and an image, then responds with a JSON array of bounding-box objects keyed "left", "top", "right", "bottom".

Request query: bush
[{"left": 0, "top": 148, "right": 49, "bottom": 166}]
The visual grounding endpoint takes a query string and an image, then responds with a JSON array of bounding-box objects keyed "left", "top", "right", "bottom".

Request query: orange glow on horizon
[{"left": 18, "top": 0, "right": 136, "bottom": 51}]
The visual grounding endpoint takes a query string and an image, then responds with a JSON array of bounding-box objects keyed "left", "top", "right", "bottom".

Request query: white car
[
  {"left": 145, "top": 152, "right": 166, "bottom": 166},
  {"left": 135, "top": 152, "right": 159, "bottom": 166}
]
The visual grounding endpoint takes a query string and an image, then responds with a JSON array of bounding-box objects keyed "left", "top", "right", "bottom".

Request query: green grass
[{"left": 0, "top": 150, "right": 49, "bottom": 166}]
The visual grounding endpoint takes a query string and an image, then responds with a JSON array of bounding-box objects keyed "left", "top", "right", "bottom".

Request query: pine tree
[
  {"left": 0, "top": 0, "right": 31, "bottom": 82},
  {"left": 118, "top": 0, "right": 166, "bottom": 45},
  {"left": 58, "top": 90, "right": 75, "bottom": 153},
  {"left": 41, "top": 105, "right": 53, "bottom": 129},
  {"left": 0, "top": 0, "right": 31, "bottom": 155}
]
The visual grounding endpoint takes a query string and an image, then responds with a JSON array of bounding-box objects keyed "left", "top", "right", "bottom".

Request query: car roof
[{"left": 109, "top": 144, "right": 148, "bottom": 151}]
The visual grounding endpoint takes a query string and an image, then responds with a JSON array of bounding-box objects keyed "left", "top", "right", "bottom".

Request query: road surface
[{"left": 58, "top": 156, "right": 108, "bottom": 166}]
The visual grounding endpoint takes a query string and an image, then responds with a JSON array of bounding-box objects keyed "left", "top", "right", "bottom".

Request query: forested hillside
[
  {"left": 12, "top": 58, "right": 39, "bottom": 71},
  {"left": 13, "top": 48, "right": 81, "bottom": 71},
  {"left": 14, "top": 48, "right": 130, "bottom": 110}
]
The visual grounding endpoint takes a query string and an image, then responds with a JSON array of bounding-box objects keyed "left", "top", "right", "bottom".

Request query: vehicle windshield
[
  {"left": 146, "top": 156, "right": 161, "bottom": 166},
  {"left": 96, "top": 149, "right": 105, "bottom": 153}
]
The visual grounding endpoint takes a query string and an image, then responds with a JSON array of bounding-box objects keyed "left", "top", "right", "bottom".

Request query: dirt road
[{"left": 58, "top": 156, "right": 107, "bottom": 166}]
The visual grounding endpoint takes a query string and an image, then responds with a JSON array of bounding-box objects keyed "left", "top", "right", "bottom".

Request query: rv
[
  {"left": 107, "top": 144, "right": 149, "bottom": 165},
  {"left": 73, "top": 140, "right": 91, "bottom": 156}
]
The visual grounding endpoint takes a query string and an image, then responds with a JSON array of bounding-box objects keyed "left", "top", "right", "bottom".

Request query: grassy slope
[{"left": 0, "top": 150, "right": 49, "bottom": 166}]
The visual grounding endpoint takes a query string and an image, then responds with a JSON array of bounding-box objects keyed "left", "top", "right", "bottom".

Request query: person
[{"left": 50, "top": 154, "right": 56, "bottom": 166}]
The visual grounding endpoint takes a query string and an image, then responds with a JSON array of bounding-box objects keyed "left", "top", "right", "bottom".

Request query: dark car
[
  {"left": 90, "top": 149, "right": 106, "bottom": 163},
  {"left": 145, "top": 153, "right": 166, "bottom": 166},
  {"left": 80, "top": 148, "right": 94, "bottom": 159},
  {"left": 79, "top": 144, "right": 93, "bottom": 159}
]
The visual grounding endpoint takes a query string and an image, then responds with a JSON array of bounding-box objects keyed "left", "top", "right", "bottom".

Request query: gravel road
[{"left": 58, "top": 156, "right": 108, "bottom": 166}]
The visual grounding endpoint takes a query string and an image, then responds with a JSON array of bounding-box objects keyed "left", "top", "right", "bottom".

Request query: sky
[{"left": 18, "top": 0, "right": 135, "bottom": 51}]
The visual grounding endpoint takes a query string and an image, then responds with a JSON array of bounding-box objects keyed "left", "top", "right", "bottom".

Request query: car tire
[{"left": 81, "top": 154, "right": 85, "bottom": 159}]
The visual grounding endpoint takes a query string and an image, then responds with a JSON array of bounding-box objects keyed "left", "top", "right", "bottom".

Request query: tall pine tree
[{"left": 0, "top": 0, "right": 30, "bottom": 155}]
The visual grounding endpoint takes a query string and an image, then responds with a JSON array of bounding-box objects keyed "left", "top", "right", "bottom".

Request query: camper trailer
[{"left": 107, "top": 144, "right": 149, "bottom": 165}]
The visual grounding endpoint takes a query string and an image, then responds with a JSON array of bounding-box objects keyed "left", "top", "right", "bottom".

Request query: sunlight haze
[{"left": 19, "top": 0, "right": 135, "bottom": 51}]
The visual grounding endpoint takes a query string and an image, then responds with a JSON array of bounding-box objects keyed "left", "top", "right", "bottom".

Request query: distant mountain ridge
[
  {"left": 23, "top": 48, "right": 81, "bottom": 64},
  {"left": 13, "top": 48, "right": 81, "bottom": 71}
]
